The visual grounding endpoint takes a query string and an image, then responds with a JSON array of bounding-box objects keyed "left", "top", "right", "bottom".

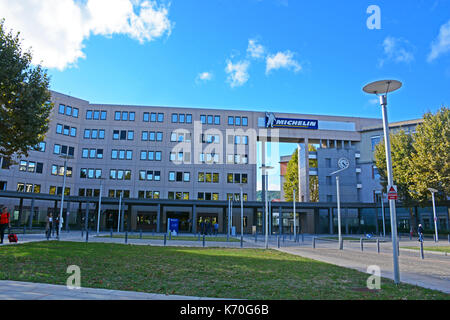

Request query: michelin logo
[{"left": 265, "top": 112, "right": 318, "bottom": 129}]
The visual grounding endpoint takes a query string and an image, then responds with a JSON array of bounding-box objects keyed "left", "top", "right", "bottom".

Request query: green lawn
[
  {"left": 1, "top": 242, "right": 449, "bottom": 299},
  {"left": 402, "top": 246, "right": 450, "bottom": 254},
  {"left": 97, "top": 235, "right": 240, "bottom": 242}
]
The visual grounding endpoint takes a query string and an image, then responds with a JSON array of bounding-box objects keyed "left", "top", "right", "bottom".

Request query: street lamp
[
  {"left": 58, "top": 154, "right": 74, "bottom": 240},
  {"left": 259, "top": 165, "right": 274, "bottom": 249},
  {"left": 363, "top": 79, "right": 402, "bottom": 284},
  {"left": 330, "top": 157, "right": 350, "bottom": 250},
  {"left": 96, "top": 177, "right": 106, "bottom": 235},
  {"left": 428, "top": 188, "right": 439, "bottom": 242},
  {"left": 239, "top": 183, "right": 245, "bottom": 241}
]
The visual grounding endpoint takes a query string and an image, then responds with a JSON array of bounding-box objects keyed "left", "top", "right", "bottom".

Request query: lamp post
[
  {"left": 96, "top": 178, "right": 105, "bottom": 235},
  {"left": 330, "top": 158, "right": 350, "bottom": 250},
  {"left": 117, "top": 191, "right": 123, "bottom": 233},
  {"left": 380, "top": 192, "right": 386, "bottom": 238},
  {"left": 259, "top": 165, "right": 274, "bottom": 249},
  {"left": 239, "top": 183, "right": 245, "bottom": 240},
  {"left": 58, "top": 154, "right": 74, "bottom": 240},
  {"left": 293, "top": 188, "right": 297, "bottom": 240},
  {"left": 428, "top": 188, "right": 439, "bottom": 242},
  {"left": 363, "top": 79, "right": 402, "bottom": 284}
]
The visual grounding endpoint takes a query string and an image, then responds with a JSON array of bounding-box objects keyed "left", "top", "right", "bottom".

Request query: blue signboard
[
  {"left": 168, "top": 218, "right": 179, "bottom": 234},
  {"left": 265, "top": 112, "right": 318, "bottom": 129}
]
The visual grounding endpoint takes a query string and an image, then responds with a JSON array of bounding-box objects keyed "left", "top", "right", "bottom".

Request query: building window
[
  {"left": 172, "top": 113, "right": 178, "bottom": 123},
  {"left": 371, "top": 136, "right": 381, "bottom": 151},
  {"left": 228, "top": 116, "right": 234, "bottom": 125},
  {"left": 242, "top": 117, "right": 248, "bottom": 126},
  {"left": 158, "top": 113, "right": 164, "bottom": 122}
]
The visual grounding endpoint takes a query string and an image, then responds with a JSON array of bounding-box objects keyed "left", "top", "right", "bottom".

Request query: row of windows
[
  {"left": 140, "top": 151, "right": 162, "bottom": 161},
  {"left": 172, "top": 113, "right": 193, "bottom": 124},
  {"left": 19, "top": 161, "right": 44, "bottom": 174},
  {"left": 56, "top": 124, "right": 77, "bottom": 137},
  {"left": 141, "top": 131, "right": 163, "bottom": 142},
  {"left": 82, "top": 148, "right": 104, "bottom": 159},
  {"left": 86, "top": 110, "right": 107, "bottom": 120},
  {"left": 114, "top": 111, "right": 135, "bottom": 121},
  {"left": 84, "top": 129, "right": 105, "bottom": 139},
  {"left": 171, "top": 132, "right": 192, "bottom": 143},
  {"left": 53, "top": 144, "right": 75, "bottom": 156},
  {"left": 58, "top": 104, "right": 79, "bottom": 118},
  {"left": 143, "top": 112, "right": 164, "bottom": 122},
  {"left": 109, "top": 169, "right": 131, "bottom": 180},
  {"left": 80, "top": 168, "right": 102, "bottom": 179},
  {"left": 113, "top": 130, "right": 134, "bottom": 141},
  {"left": 198, "top": 172, "right": 219, "bottom": 183},
  {"left": 15, "top": 183, "right": 249, "bottom": 201},
  {"left": 227, "top": 173, "right": 248, "bottom": 184},
  {"left": 169, "top": 171, "right": 190, "bottom": 182},
  {"left": 51, "top": 165, "right": 72, "bottom": 177},
  {"left": 111, "top": 149, "right": 133, "bottom": 160},
  {"left": 139, "top": 170, "right": 161, "bottom": 181},
  {"left": 200, "top": 115, "right": 221, "bottom": 125},
  {"left": 228, "top": 116, "right": 248, "bottom": 126}
]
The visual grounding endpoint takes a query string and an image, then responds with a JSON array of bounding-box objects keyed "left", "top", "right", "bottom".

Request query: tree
[
  {"left": 410, "top": 107, "right": 450, "bottom": 201},
  {"left": 283, "top": 145, "right": 319, "bottom": 202},
  {"left": 374, "top": 130, "right": 417, "bottom": 231},
  {"left": 0, "top": 19, "right": 52, "bottom": 160}
]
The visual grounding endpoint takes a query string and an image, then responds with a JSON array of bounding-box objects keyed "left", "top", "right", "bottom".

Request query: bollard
[
  {"left": 255, "top": 233, "right": 257, "bottom": 243},
  {"left": 202, "top": 234, "right": 205, "bottom": 247},
  {"left": 377, "top": 239, "right": 380, "bottom": 253},
  {"left": 81, "top": 229, "right": 84, "bottom": 238},
  {"left": 85, "top": 228, "right": 89, "bottom": 243},
  {"left": 360, "top": 238, "right": 363, "bottom": 251},
  {"left": 169, "top": 232, "right": 171, "bottom": 241},
  {"left": 240, "top": 236, "right": 243, "bottom": 248},
  {"left": 277, "top": 236, "right": 280, "bottom": 248},
  {"left": 420, "top": 240, "right": 424, "bottom": 259},
  {"left": 312, "top": 237, "right": 316, "bottom": 249},
  {"left": 164, "top": 234, "right": 167, "bottom": 246},
  {"left": 140, "top": 229, "right": 142, "bottom": 240},
  {"left": 125, "top": 231, "right": 128, "bottom": 244},
  {"left": 339, "top": 238, "right": 343, "bottom": 250},
  {"left": 110, "top": 228, "right": 113, "bottom": 238},
  {"left": 302, "top": 234, "right": 304, "bottom": 243}
]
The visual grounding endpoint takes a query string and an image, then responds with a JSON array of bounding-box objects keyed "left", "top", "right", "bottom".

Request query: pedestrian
[
  {"left": 0, "top": 206, "right": 11, "bottom": 244},
  {"left": 214, "top": 221, "right": 219, "bottom": 235},
  {"left": 417, "top": 224, "right": 424, "bottom": 242},
  {"left": 206, "top": 219, "right": 211, "bottom": 235},
  {"left": 200, "top": 220, "right": 205, "bottom": 235},
  {"left": 45, "top": 213, "right": 53, "bottom": 240},
  {"left": 54, "top": 215, "right": 60, "bottom": 238}
]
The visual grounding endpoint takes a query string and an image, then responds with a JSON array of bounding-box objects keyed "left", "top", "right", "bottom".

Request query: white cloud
[
  {"left": 247, "top": 39, "right": 266, "bottom": 59},
  {"left": 265, "top": 50, "right": 301, "bottom": 74},
  {"left": 0, "top": 0, "right": 173, "bottom": 70},
  {"left": 225, "top": 60, "right": 250, "bottom": 88},
  {"left": 428, "top": 20, "right": 450, "bottom": 62},
  {"left": 196, "top": 71, "right": 213, "bottom": 82},
  {"left": 379, "top": 36, "right": 414, "bottom": 67}
]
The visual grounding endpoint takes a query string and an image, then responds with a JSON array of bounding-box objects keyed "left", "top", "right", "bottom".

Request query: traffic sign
[{"left": 387, "top": 185, "right": 398, "bottom": 200}]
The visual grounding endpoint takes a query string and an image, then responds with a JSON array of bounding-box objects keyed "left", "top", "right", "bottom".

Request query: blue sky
[{"left": 1, "top": 0, "right": 450, "bottom": 190}]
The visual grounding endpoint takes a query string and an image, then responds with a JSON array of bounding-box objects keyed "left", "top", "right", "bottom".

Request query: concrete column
[
  {"left": 345, "top": 208, "right": 349, "bottom": 234},
  {"left": 85, "top": 202, "right": 90, "bottom": 231},
  {"left": 261, "top": 139, "right": 266, "bottom": 232},
  {"left": 156, "top": 204, "right": 161, "bottom": 233},
  {"left": 279, "top": 206, "right": 282, "bottom": 235},
  {"left": 192, "top": 204, "right": 197, "bottom": 233},
  {"left": 127, "top": 204, "right": 133, "bottom": 231},
  {"left": 327, "top": 139, "right": 330, "bottom": 148},
  {"left": 28, "top": 197, "right": 35, "bottom": 229},
  {"left": 65, "top": 201, "right": 71, "bottom": 231}
]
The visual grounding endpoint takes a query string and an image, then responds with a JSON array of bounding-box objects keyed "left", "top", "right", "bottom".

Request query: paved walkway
[{"left": 0, "top": 280, "right": 221, "bottom": 300}]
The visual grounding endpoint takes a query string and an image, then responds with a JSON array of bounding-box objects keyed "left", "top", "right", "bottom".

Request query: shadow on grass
[{"left": 0, "top": 241, "right": 448, "bottom": 300}]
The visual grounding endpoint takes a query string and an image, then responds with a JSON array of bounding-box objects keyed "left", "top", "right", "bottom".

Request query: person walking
[
  {"left": 45, "top": 213, "right": 53, "bottom": 240},
  {"left": 417, "top": 224, "right": 424, "bottom": 242},
  {"left": 0, "top": 206, "right": 11, "bottom": 244},
  {"left": 54, "top": 215, "right": 60, "bottom": 238},
  {"left": 214, "top": 221, "right": 219, "bottom": 235}
]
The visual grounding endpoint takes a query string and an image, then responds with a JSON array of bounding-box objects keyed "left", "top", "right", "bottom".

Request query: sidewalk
[{"left": 0, "top": 280, "right": 222, "bottom": 300}]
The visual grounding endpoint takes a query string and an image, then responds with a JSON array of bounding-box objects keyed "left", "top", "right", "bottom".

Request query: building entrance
[
  {"left": 166, "top": 211, "right": 190, "bottom": 232},
  {"left": 136, "top": 212, "right": 157, "bottom": 231}
]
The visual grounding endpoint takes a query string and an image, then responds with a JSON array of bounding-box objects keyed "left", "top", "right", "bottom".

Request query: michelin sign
[{"left": 265, "top": 112, "right": 318, "bottom": 129}]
